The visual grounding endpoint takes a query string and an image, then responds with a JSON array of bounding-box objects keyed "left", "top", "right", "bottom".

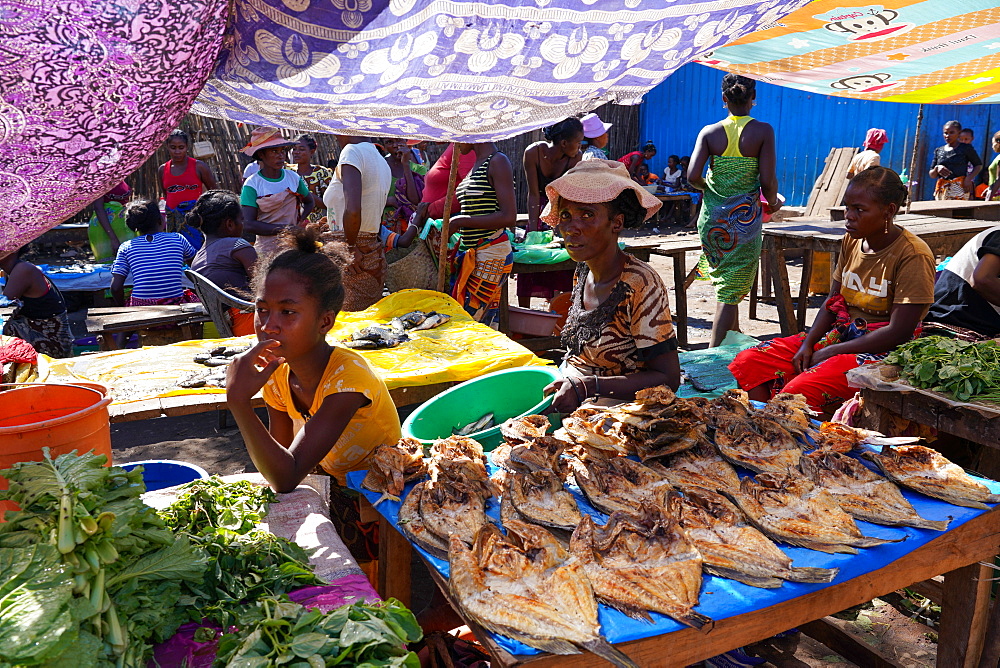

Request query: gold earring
[{"left": 884, "top": 218, "right": 890, "bottom": 233}]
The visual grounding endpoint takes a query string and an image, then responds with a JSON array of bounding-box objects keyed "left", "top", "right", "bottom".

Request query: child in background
[
  {"left": 189, "top": 190, "right": 258, "bottom": 336},
  {"left": 986, "top": 131, "right": 1000, "bottom": 201},
  {"left": 225, "top": 226, "right": 401, "bottom": 566},
  {"left": 663, "top": 155, "right": 683, "bottom": 188},
  {"left": 110, "top": 200, "right": 198, "bottom": 306}
]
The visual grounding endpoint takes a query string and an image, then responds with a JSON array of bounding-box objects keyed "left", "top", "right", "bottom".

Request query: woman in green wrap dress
[{"left": 688, "top": 74, "right": 780, "bottom": 347}]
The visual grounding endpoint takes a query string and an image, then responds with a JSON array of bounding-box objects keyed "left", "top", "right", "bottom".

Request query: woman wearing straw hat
[
  {"left": 541, "top": 160, "right": 680, "bottom": 413},
  {"left": 239, "top": 127, "right": 315, "bottom": 257}
]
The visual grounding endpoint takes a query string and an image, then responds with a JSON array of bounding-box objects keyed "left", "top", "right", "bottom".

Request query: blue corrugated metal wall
[{"left": 638, "top": 64, "right": 1000, "bottom": 206}]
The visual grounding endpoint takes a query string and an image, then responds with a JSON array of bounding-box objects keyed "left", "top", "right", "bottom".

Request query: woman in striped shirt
[
  {"left": 448, "top": 142, "right": 517, "bottom": 327},
  {"left": 110, "top": 200, "right": 198, "bottom": 306}
]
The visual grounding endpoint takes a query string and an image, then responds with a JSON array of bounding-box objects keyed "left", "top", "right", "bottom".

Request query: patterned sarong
[
  {"left": 450, "top": 230, "right": 512, "bottom": 328},
  {"left": 2, "top": 311, "right": 73, "bottom": 358},
  {"left": 336, "top": 232, "right": 386, "bottom": 312},
  {"left": 696, "top": 155, "right": 763, "bottom": 305},
  {"left": 934, "top": 176, "right": 970, "bottom": 201}
]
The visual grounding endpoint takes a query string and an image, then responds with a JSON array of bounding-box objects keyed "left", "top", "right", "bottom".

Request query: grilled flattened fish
[
  {"left": 508, "top": 470, "right": 582, "bottom": 531},
  {"left": 758, "top": 392, "right": 817, "bottom": 439},
  {"left": 431, "top": 435, "right": 487, "bottom": 466},
  {"left": 713, "top": 414, "right": 802, "bottom": 474},
  {"left": 565, "top": 451, "right": 671, "bottom": 517},
  {"left": 571, "top": 498, "right": 713, "bottom": 630},
  {"left": 500, "top": 414, "right": 551, "bottom": 445},
  {"left": 397, "top": 482, "right": 449, "bottom": 559},
  {"left": 706, "top": 389, "right": 751, "bottom": 429},
  {"left": 361, "top": 437, "right": 426, "bottom": 505},
  {"left": 724, "top": 473, "right": 904, "bottom": 554},
  {"left": 610, "top": 389, "right": 707, "bottom": 461},
  {"left": 675, "top": 485, "right": 839, "bottom": 588},
  {"left": 648, "top": 440, "right": 740, "bottom": 493},
  {"left": 862, "top": 444, "right": 1000, "bottom": 510},
  {"left": 449, "top": 524, "right": 638, "bottom": 667},
  {"left": 419, "top": 480, "right": 491, "bottom": 546},
  {"left": 562, "top": 408, "right": 631, "bottom": 454},
  {"left": 800, "top": 451, "right": 949, "bottom": 531}
]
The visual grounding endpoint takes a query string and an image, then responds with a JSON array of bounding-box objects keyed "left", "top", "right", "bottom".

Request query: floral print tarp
[
  {"left": 0, "top": 0, "right": 230, "bottom": 256},
  {"left": 193, "top": 0, "right": 811, "bottom": 142}
]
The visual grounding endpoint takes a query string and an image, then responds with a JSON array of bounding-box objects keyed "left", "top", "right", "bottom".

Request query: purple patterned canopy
[
  {"left": 0, "top": 0, "right": 229, "bottom": 255},
  {"left": 194, "top": 0, "right": 811, "bottom": 142}
]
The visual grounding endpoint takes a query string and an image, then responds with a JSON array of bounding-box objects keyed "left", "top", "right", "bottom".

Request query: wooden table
[
  {"left": 649, "top": 240, "right": 705, "bottom": 348},
  {"left": 654, "top": 191, "right": 694, "bottom": 225},
  {"left": 370, "top": 496, "right": 1000, "bottom": 667},
  {"left": 830, "top": 199, "right": 1000, "bottom": 222},
  {"left": 762, "top": 214, "right": 997, "bottom": 335},
  {"left": 85, "top": 306, "right": 212, "bottom": 351}
]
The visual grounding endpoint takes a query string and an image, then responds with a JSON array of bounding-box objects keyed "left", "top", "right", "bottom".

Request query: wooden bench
[
  {"left": 649, "top": 240, "right": 704, "bottom": 348},
  {"left": 85, "top": 305, "right": 211, "bottom": 350}
]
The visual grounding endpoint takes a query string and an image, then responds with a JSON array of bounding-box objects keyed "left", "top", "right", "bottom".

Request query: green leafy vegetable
[
  {"left": 0, "top": 544, "right": 76, "bottom": 665},
  {"left": 213, "top": 597, "right": 422, "bottom": 667},
  {"left": 884, "top": 336, "right": 1000, "bottom": 403}
]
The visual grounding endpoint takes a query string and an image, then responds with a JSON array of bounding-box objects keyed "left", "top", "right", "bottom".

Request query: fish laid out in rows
[
  {"left": 507, "top": 469, "right": 582, "bottom": 532},
  {"left": 343, "top": 310, "right": 451, "bottom": 349},
  {"left": 725, "top": 473, "right": 904, "bottom": 554},
  {"left": 756, "top": 392, "right": 817, "bottom": 439},
  {"left": 800, "top": 451, "right": 949, "bottom": 531},
  {"left": 566, "top": 449, "right": 672, "bottom": 517},
  {"left": 675, "top": 485, "right": 839, "bottom": 589},
  {"left": 571, "top": 497, "right": 712, "bottom": 631},
  {"left": 449, "top": 521, "right": 638, "bottom": 667},
  {"left": 361, "top": 437, "right": 427, "bottom": 506},
  {"left": 863, "top": 444, "right": 1000, "bottom": 509},
  {"left": 648, "top": 440, "right": 740, "bottom": 493}
]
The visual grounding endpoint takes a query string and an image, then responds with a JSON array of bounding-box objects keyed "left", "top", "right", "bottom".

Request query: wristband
[
  {"left": 568, "top": 377, "right": 583, "bottom": 405},
  {"left": 593, "top": 375, "right": 601, "bottom": 398}
]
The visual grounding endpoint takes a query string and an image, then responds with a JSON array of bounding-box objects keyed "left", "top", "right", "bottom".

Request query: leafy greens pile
[
  {"left": 0, "top": 450, "right": 206, "bottom": 667},
  {"left": 214, "top": 596, "right": 421, "bottom": 667},
  {"left": 159, "top": 477, "right": 323, "bottom": 628},
  {"left": 884, "top": 336, "right": 1000, "bottom": 403}
]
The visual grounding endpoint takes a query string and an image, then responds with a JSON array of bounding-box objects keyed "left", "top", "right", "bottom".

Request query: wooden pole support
[
  {"left": 906, "top": 104, "right": 924, "bottom": 214},
  {"left": 437, "top": 143, "right": 462, "bottom": 293}
]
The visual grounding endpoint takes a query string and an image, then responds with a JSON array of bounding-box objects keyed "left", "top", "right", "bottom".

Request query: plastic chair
[{"left": 183, "top": 269, "right": 253, "bottom": 338}]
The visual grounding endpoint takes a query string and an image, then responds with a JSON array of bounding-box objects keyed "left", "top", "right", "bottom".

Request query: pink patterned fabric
[{"left": 0, "top": 1, "right": 230, "bottom": 256}]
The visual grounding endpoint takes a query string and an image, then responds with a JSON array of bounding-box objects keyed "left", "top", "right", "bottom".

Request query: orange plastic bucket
[{"left": 0, "top": 383, "right": 112, "bottom": 517}]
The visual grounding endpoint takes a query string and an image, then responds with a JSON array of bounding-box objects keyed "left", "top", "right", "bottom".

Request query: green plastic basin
[{"left": 402, "top": 366, "right": 561, "bottom": 451}]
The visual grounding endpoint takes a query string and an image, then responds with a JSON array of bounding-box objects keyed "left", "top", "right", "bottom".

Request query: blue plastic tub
[{"left": 120, "top": 460, "right": 209, "bottom": 492}]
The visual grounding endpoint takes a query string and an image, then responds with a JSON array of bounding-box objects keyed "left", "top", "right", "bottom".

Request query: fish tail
[
  {"left": 785, "top": 566, "right": 839, "bottom": 583},
  {"left": 522, "top": 636, "right": 581, "bottom": 656},
  {"left": 682, "top": 609, "right": 714, "bottom": 632},
  {"left": 912, "top": 517, "right": 950, "bottom": 531},
  {"left": 581, "top": 639, "right": 640, "bottom": 668},
  {"left": 373, "top": 492, "right": 400, "bottom": 507}
]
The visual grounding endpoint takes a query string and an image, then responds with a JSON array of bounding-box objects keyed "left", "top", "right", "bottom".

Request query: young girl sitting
[
  {"left": 110, "top": 200, "right": 198, "bottom": 306},
  {"left": 225, "top": 227, "right": 401, "bottom": 562},
  {"left": 189, "top": 190, "right": 258, "bottom": 336}
]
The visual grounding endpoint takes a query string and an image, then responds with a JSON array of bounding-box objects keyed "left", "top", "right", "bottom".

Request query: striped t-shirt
[
  {"left": 111, "top": 232, "right": 196, "bottom": 300},
  {"left": 456, "top": 152, "right": 500, "bottom": 248}
]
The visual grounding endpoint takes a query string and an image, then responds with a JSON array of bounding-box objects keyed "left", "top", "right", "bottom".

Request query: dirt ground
[{"left": 104, "top": 225, "right": 940, "bottom": 667}]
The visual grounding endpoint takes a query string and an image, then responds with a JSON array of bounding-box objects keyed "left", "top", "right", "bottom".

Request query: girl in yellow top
[{"left": 225, "top": 227, "right": 401, "bottom": 493}]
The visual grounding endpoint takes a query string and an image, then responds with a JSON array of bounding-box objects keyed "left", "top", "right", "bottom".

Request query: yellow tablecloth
[{"left": 47, "top": 290, "right": 548, "bottom": 405}]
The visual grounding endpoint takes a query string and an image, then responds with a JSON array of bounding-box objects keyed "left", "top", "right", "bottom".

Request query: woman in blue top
[{"left": 110, "top": 200, "right": 197, "bottom": 306}]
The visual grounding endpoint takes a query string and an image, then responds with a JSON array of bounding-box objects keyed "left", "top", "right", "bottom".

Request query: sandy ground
[{"left": 104, "top": 225, "right": 940, "bottom": 667}]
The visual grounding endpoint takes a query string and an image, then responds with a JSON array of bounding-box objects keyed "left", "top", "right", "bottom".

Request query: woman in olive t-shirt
[{"left": 729, "top": 167, "right": 935, "bottom": 414}]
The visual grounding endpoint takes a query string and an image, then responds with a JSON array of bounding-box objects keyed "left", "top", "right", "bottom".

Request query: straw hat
[
  {"left": 580, "top": 113, "right": 612, "bottom": 139},
  {"left": 241, "top": 127, "right": 296, "bottom": 157},
  {"left": 540, "top": 159, "right": 661, "bottom": 226}
]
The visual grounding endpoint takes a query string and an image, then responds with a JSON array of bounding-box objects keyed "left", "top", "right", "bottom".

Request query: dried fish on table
[
  {"left": 706, "top": 389, "right": 751, "bottom": 429},
  {"left": 811, "top": 422, "right": 920, "bottom": 453},
  {"left": 342, "top": 325, "right": 410, "bottom": 350},
  {"left": 713, "top": 414, "right": 802, "bottom": 474},
  {"left": 409, "top": 311, "right": 451, "bottom": 331},
  {"left": 571, "top": 497, "right": 713, "bottom": 630},
  {"left": 565, "top": 450, "right": 671, "bottom": 517},
  {"left": 610, "top": 387, "right": 708, "bottom": 460},
  {"left": 398, "top": 482, "right": 450, "bottom": 559},
  {"left": 449, "top": 523, "right": 638, "bottom": 667},
  {"left": 724, "top": 473, "right": 904, "bottom": 554},
  {"left": 799, "top": 451, "right": 948, "bottom": 531},
  {"left": 500, "top": 414, "right": 551, "bottom": 445},
  {"left": 675, "top": 485, "right": 839, "bottom": 588},
  {"left": 453, "top": 412, "right": 495, "bottom": 436},
  {"left": 508, "top": 469, "right": 582, "bottom": 531},
  {"left": 562, "top": 407, "right": 630, "bottom": 454},
  {"left": 648, "top": 440, "right": 740, "bottom": 493},
  {"left": 862, "top": 444, "right": 1000, "bottom": 509},
  {"left": 361, "top": 437, "right": 427, "bottom": 506},
  {"left": 418, "top": 479, "right": 491, "bottom": 546},
  {"left": 757, "top": 392, "right": 817, "bottom": 439}
]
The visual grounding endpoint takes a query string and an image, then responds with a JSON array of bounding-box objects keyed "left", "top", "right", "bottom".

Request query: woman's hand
[
  {"left": 808, "top": 345, "right": 838, "bottom": 368},
  {"left": 791, "top": 341, "right": 814, "bottom": 373},
  {"left": 226, "top": 339, "right": 285, "bottom": 404},
  {"left": 963, "top": 175, "right": 976, "bottom": 193},
  {"left": 543, "top": 378, "right": 581, "bottom": 414},
  {"left": 448, "top": 215, "right": 471, "bottom": 236}
]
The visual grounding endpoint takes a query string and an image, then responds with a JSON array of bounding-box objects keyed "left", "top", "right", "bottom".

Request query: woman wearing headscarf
[
  {"left": 847, "top": 128, "right": 888, "bottom": 179},
  {"left": 541, "top": 160, "right": 680, "bottom": 413},
  {"left": 688, "top": 73, "right": 780, "bottom": 347},
  {"left": 240, "top": 127, "right": 315, "bottom": 257}
]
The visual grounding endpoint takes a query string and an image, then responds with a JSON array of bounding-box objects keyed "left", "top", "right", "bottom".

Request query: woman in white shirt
[{"left": 323, "top": 135, "right": 392, "bottom": 310}]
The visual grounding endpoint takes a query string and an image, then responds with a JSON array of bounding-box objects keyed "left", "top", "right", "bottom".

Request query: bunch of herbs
[{"left": 884, "top": 336, "right": 1000, "bottom": 403}]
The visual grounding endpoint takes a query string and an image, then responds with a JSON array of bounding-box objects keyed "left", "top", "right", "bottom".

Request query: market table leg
[
  {"left": 96, "top": 332, "right": 118, "bottom": 351},
  {"left": 377, "top": 516, "right": 412, "bottom": 606},
  {"left": 976, "top": 592, "right": 1000, "bottom": 668},
  {"left": 937, "top": 561, "right": 992, "bottom": 668},
  {"left": 672, "top": 251, "right": 688, "bottom": 348},
  {"left": 766, "top": 238, "right": 797, "bottom": 335},
  {"left": 796, "top": 248, "right": 814, "bottom": 332}
]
